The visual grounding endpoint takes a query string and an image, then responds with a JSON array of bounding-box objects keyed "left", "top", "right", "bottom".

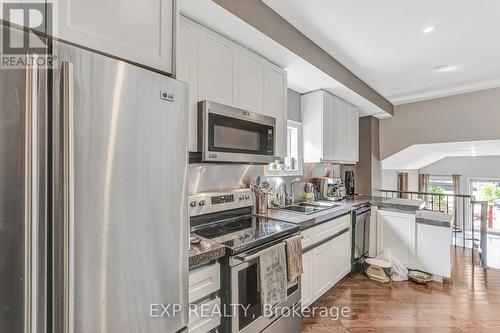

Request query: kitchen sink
[
  {"left": 298, "top": 202, "right": 341, "bottom": 208},
  {"left": 280, "top": 202, "right": 340, "bottom": 214}
]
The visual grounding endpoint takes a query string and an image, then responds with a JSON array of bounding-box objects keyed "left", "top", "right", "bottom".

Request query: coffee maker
[
  {"left": 313, "top": 177, "right": 347, "bottom": 201},
  {"left": 345, "top": 170, "right": 355, "bottom": 196}
]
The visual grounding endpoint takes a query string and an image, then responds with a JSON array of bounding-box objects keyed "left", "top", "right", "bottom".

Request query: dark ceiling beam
[{"left": 212, "top": 0, "right": 393, "bottom": 115}]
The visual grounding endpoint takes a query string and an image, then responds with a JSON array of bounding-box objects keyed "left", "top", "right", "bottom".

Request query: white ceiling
[
  {"left": 180, "top": 0, "right": 390, "bottom": 118},
  {"left": 264, "top": 0, "right": 500, "bottom": 104},
  {"left": 381, "top": 140, "right": 500, "bottom": 169}
]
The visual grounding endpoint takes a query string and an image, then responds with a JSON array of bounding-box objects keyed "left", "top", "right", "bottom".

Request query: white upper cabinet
[
  {"left": 197, "top": 26, "right": 238, "bottom": 106},
  {"left": 302, "top": 90, "right": 359, "bottom": 164},
  {"left": 237, "top": 49, "right": 266, "bottom": 113},
  {"left": 264, "top": 62, "right": 287, "bottom": 158},
  {"left": 177, "top": 16, "right": 199, "bottom": 152},
  {"left": 55, "top": 0, "right": 175, "bottom": 73},
  {"left": 178, "top": 16, "right": 288, "bottom": 154}
]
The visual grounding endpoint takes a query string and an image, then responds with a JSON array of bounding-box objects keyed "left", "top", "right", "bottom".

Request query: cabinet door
[
  {"left": 301, "top": 90, "right": 324, "bottom": 163},
  {"left": 311, "top": 241, "right": 335, "bottom": 301},
  {"left": 198, "top": 26, "right": 237, "bottom": 106},
  {"left": 56, "top": 0, "right": 174, "bottom": 73},
  {"left": 301, "top": 251, "right": 313, "bottom": 308},
  {"left": 265, "top": 62, "right": 287, "bottom": 157},
  {"left": 322, "top": 92, "right": 334, "bottom": 161},
  {"left": 341, "top": 101, "right": 352, "bottom": 161},
  {"left": 330, "top": 231, "right": 351, "bottom": 284},
  {"left": 177, "top": 16, "right": 199, "bottom": 152},
  {"left": 377, "top": 210, "right": 416, "bottom": 266},
  {"left": 331, "top": 96, "right": 344, "bottom": 161},
  {"left": 352, "top": 105, "right": 359, "bottom": 162},
  {"left": 415, "top": 223, "right": 451, "bottom": 278},
  {"left": 237, "top": 50, "right": 266, "bottom": 113},
  {"left": 346, "top": 103, "right": 359, "bottom": 163}
]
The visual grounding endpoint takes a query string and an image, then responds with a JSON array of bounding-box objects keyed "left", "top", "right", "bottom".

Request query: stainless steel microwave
[{"left": 198, "top": 100, "right": 276, "bottom": 163}]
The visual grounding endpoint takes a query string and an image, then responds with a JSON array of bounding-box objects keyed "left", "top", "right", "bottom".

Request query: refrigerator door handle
[
  {"left": 24, "top": 54, "right": 39, "bottom": 333},
  {"left": 61, "top": 61, "right": 75, "bottom": 333}
]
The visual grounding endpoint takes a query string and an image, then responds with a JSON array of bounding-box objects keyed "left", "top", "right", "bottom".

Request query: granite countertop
[
  {"left": 189, "top": 235, "right": 225, "bottom": 268},
  {"left": 260, "top": 195, "right": 427, "bottom": 230},
  {"left": 416, "top": 210, "right": 453, "bottom": 228}
]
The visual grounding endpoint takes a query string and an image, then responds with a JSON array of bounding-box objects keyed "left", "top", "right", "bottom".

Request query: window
[
  {"left": 265, "top": 120, "right": 303, "bottom": 176},
  {"left": 428, "top": 175, "right": 454, "bottom": 212}
]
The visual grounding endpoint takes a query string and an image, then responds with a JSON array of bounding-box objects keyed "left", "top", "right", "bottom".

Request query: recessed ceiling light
[
  {"left": 422, "top": 25, "right": 438, "bottom": 34},
  {"left": 433, "top": 64, "right": 458, "bottom": 72}
]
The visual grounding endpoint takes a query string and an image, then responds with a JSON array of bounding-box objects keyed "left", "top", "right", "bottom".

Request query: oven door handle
[
  {"left": 232, "top": 232, "right": 301, "bottom": 263},
  {"left": 233, "top": 252, "right": 260, "bottom": 263}
]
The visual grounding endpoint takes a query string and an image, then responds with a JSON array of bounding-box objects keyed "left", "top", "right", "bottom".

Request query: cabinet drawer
[
  {"left": 189, "top": 297, "right": 221, "bottom": 333},
  {"left": 189, "top": 263, "right": 220, "bottom": 303},
  {"left": 313, "top": 214, "right": 351, "bottom": 245},
  {"left": 301, "top": 228, "right": 314, "bottom": 250}
]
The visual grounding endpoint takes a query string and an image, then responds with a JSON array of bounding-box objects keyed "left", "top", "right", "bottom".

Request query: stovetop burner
[
  {"left": 191, "top": 214, "right": 299, "bottom": 255},
  {"left": 196, "top": 226, "right": 224, "bottom": 238}
]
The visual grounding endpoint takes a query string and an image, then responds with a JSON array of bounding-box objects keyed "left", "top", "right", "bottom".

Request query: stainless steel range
[{"left": 189, "top": 189, "right": 302, "bottom": 333}]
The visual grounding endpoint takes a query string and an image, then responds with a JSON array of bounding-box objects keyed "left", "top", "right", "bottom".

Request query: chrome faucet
[
  {"left": 289, "top": 178, "right": 301, "bottom": 205},
  {"left": 277, "top": 183, "right": 290, "bottom": 206}
]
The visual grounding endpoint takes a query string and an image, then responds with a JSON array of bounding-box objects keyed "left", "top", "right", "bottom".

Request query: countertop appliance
[
  {"left": 0, "top": 25, "right": 189, "bottom": 333},
  {"left": 345, "top": 170, "right": 355, "bottom": 196},
  {"left": 352, "top": 205, "right": 371, "bottom": 270},
  {"left": 189, "top": 189, "right": 301, "bottom": 333},
  {"left": 198, "top": 100, "right": 276, "bottom": 163},
  {"left": 314, "top": 177, "right": 347, "bottom": 201}
]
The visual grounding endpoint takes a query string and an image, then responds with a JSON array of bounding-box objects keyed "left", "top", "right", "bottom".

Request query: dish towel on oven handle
[
  {"left": 259, "top": 243, "right": 287, "bottom": 307},
  {"left": 285, "top": 235, "right": 303, "bottom": 282}
]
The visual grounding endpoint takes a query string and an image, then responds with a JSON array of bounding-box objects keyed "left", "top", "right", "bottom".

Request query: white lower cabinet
[
  {"left": 188, "top": 297, "right": 221, "bottom": 333},
  {"left": 376, "top": 209, "right": 452, "bottom": 279},
  {"left": 376, "top": 210, "right": 416, "bottom": 267},
  {"left": 415, "top": 223, "right": 452, "bottom": 278},
  {"left": 188, "top": 263, "right": 221, "bottom": 332},
  {"left": 301, "top": 215, "right": 351, "bottom": 308},
  {"left": 311, "top": 240, "right": 337, "bottom": 301},
  {"left": 301, "top": 251, "right": 313, "bottom": 308}
]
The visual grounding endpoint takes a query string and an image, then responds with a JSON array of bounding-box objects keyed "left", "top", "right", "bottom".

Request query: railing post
[
  {"left": 465, "top": 200, "right": 469, "bottom": 249},
  {"left": 479, "top": 202, "right": 488, "bottom": 266}
]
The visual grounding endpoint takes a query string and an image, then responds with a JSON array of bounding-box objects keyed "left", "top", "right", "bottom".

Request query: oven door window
[
  {"left": 238, "top": 262, "right": 262, "bottom": 330},
  {"left": 208, "top": 113, "right": 274, "bottom": 155}
]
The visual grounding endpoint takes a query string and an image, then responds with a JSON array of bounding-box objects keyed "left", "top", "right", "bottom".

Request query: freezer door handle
[
  {"left": 24, "top": 54, "right": 39, "bottom": 333},
  {"left": 61, "top": 61, "right": 75, "bottom": 333}
]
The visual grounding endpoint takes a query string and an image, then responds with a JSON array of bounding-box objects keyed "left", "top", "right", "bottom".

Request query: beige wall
[
  {"left": 356, "top": 116, "right": 382, "bottom": 195},
  {"left": 380, "top": 87, "right": 500, "bottom": 160}
]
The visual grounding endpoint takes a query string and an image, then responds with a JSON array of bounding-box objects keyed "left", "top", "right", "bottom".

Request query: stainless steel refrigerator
[{"left": 0, "top": 25, "right": 189, "bottom": 333}]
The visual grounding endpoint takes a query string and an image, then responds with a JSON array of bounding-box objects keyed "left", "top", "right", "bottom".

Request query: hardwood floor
[{"left": 302, "top": 248, "right": 500, "bottom": 332}]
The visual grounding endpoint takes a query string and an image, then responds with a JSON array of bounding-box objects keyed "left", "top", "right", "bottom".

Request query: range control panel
[
  {"left": 189, "top": 189, "right": 253, "bottom": 217},
  {"left": 211, "top": 194, "right": 234, "bottom": 205}
]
